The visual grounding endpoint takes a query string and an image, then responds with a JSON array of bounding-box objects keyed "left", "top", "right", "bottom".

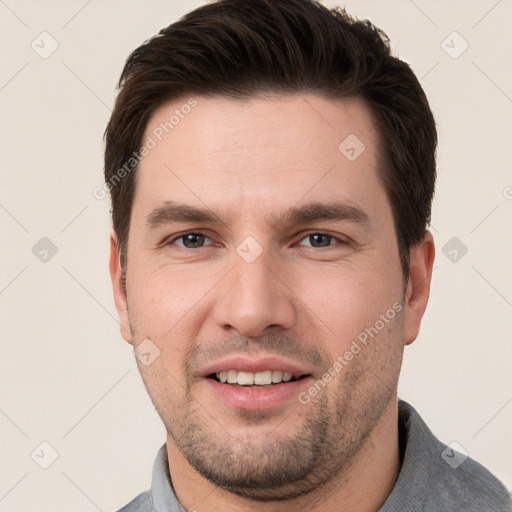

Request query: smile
[{"left": 211, "top": 370, "right": 307, "bottom": 386}]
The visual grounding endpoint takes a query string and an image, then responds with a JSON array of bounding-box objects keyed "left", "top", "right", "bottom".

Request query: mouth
[
  {"left": 208, "top": 370, "right": 310, "bottom": 387},
  {"left": 200, "top": 356, "right": 314, "bottom": 410}
]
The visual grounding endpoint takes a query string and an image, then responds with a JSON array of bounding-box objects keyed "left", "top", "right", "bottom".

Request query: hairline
[{"left": 117, "top": 89, "right": 411, "bottom": 291}]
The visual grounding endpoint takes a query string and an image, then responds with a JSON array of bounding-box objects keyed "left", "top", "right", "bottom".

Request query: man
[{"left": 104, "top": 0, "right": 511, "bottom": 510}]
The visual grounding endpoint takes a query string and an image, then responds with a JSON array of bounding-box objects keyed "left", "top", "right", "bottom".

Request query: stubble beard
[
  {"left": 129, "top": 304, "right": 404, "bottom": 502},
  {"left": 141, "top": 358, "right": 399, "bottom": 502}
]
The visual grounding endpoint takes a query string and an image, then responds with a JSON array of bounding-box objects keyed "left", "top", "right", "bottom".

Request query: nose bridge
[{"left": 213, "top": 240, "right": 296, "bottom": 337}]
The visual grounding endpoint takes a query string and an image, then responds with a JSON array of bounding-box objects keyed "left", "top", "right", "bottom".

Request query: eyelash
[{"left": 166, "top": 231, "right": 349, "bottom": 250}]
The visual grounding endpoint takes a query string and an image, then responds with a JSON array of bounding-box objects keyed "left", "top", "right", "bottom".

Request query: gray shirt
[{"left": 115, "top": 400, "right": 512, "bottom": 511}]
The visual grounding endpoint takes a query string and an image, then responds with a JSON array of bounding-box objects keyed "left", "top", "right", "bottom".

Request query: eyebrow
[{"left": 145, "top": 200, "right": 370, "bottom": 230}]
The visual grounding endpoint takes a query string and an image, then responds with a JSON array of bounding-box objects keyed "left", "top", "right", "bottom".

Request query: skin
[{"left": 110, "top": 93, "right": 435, "bottom": 512}]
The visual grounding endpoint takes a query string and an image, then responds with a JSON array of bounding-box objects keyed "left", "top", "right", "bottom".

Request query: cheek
[
  {"left": 127, "top": 259, "right": 213, "bottom": 331},
  {"left": 126, "top": 261, "right": 227, "bottom": 378},
  {"left": 295, "top": 263, "right": 401, "bottom": 353}
]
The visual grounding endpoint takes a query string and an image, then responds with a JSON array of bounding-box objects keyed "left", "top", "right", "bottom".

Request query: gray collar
[
  {"left": 146, "top": 400, "right": 511, "bottom": 512},
  {"left": 150, "top": 444, "right": 185, "bottom": 512}
]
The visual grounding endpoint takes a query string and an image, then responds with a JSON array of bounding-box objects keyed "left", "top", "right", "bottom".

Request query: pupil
[
  {"left": 311, "top": 234, "right": 330, "bottom": 247},
  {"left": 184, "top": 234, "right": 204, "bottom": 248}
]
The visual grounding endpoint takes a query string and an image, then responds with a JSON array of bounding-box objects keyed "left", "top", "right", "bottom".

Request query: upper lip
[{"left": 199, "top": 355, "right": 312, "bottom": 380}]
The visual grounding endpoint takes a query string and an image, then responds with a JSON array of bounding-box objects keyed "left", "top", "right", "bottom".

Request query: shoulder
[
  {"left": 429, "top": 450, "right": 511, "bottom": 510},
  {"left": 392, "top": 400, "right": 512, "bottom": 511},
  {"left": 111, "top": 490, "right": 152, "bottom": 512}
]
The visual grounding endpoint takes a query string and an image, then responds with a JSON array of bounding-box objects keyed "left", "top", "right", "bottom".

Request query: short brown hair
[{"left": 104, "top": 0, "right": 437, "bottom": 287}]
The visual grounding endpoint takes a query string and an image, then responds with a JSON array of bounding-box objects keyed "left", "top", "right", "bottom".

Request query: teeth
[
  {"left": 214, "top": 370, "right": 297, "bottom": 385},
  {"left": 254, "top": 370, "right": 272, "bottom": 385},
  {"left": 271, "top": 370, "right": 283, "bottom": 383},
  {"left": 237, "top": 371, "right": 254, "bottom": 385}
]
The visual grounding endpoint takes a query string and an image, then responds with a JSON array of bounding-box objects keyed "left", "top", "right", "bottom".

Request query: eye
[
  {"left": 298, "top": 232, "right": 348, "bottom": 248},
  {"left": 168, "top": 232, "right": 213, "bottom": 249},
  {"left": 166, "top": 231, "right": 349, "bottom": 250}
]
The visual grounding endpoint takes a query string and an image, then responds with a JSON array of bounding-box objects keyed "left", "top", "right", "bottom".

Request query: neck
[{"left": 166, "top": 399, "right": 401, "bottom": 512}]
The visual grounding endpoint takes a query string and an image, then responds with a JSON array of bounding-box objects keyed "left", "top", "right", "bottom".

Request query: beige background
[{"left": 1, "top": 0, "right": 511, "bottom": 510}]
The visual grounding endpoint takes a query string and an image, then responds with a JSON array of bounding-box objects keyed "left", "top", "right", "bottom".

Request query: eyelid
[
  {"left": 167, "top": 230, "right": 213, "bottom": 247},
  {"left": 295, "top": 231, "right": 350, "bottom": 247},
  {"left": 166, "top": 230, "right": 350, "bottom": 249}
]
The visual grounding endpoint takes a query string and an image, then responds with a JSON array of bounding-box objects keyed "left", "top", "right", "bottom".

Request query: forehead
[{"left": 133, "top": 93, "right": 385, "bottom": 223}]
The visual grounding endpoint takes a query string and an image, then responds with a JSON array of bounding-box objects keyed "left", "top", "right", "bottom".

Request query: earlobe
[
  {"left": 403, "top": 231, "right": 435, "bottom": 346},
  {"left": 109, "top": 231, "right": 133, "bottom": 345}
]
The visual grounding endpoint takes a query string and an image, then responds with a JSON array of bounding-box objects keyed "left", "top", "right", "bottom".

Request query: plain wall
[{"left": 1, "top": 1, "right": 511, "bottom": 510}]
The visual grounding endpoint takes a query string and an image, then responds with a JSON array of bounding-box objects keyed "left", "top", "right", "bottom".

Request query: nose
[{"left": 212, "top": 245, "right": 297, "bottom": 338}]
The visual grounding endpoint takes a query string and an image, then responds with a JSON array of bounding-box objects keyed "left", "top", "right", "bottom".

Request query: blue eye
[
  {"left": 167, "top": 231, "right": 347, "bottom": 250},
  {"left": 170, "top": 232, "right": 212, "bottom": 249},
  {"left": 298, "top": 233, "right": 346, "bottom": 248}
]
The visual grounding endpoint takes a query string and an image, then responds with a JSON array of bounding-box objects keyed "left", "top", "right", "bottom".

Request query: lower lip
[{"left": 204, "top": 376, "right": 312, "bottom": 411}]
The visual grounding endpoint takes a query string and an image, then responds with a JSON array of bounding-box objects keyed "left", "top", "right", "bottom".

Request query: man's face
[{"left": 111, "top": 94, "right": 424, "bottom": 500}]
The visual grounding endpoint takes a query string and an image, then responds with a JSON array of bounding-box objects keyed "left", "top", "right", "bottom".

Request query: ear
[
  {"left": 403, "top": 230, "right": 435, "bottom": 346},
  {"left": 109, "top": 231, "right": 133, "bottom": 345}
]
